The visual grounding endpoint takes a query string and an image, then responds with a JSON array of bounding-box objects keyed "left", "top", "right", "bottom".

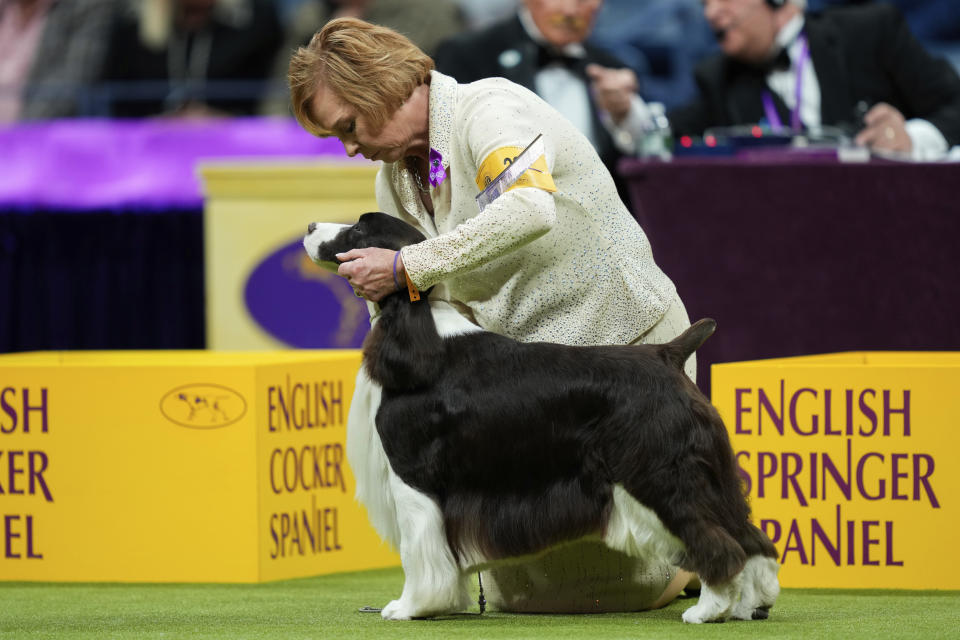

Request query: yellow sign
[
  {"left": 474, "top": 146, "right": 557, "bottom": 193},
  {"left": 0, "top": 350, "right": 398, "bottom": 582},
  {"left": 712, "top": 352, "right": 959, "bottom": 589}
]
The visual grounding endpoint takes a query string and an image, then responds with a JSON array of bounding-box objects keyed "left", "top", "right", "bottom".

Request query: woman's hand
[{"left": 336, "top": 248, "right": 404, "bottom": 302}]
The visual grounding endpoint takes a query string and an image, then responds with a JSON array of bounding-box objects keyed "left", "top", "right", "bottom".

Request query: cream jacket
[{"left": 376, "top": 71, "right": 676, "bottom": 346}]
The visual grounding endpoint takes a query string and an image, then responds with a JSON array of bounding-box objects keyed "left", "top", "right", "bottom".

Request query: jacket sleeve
[{"left": 400, "top": 85, "right": 561, "bottom": 290}]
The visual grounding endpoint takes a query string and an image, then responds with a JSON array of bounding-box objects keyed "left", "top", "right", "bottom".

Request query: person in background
[
  {"left": 667, "top": 0, "right": 960, "bottom": 159},
  {"left": 261, "top": 0, "right": 466, "bottom": 115},
  {"left": 434, "top": 0, "right": 653, "bottom": 203},
  {"left": 288, "top": 17, "right": 695, "bottom": 613},
  {"left": 101, "top": 0, "right": 283, "bottom": 117},
  {"left": 0, "top": 0, "right": 116, "bottom": 121}
]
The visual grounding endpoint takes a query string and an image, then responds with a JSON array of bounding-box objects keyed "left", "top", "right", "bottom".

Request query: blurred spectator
[
  {"left": 262, "top": 0, "right": 465, "bottom": 115},
  {"left": 101, "top": 0, "right": 283, "bottom": 117},
  {"left": 666, "top": 0, "right": 960, "bottom": 159},
  {"left": 589, "top": 0, "right": 717, "bottom": 109},
  {"left": 434, "top": 0, "right": 648, "bottom": 204},
  {"left": 811, "top": 0, "right": 960, "bottom": 73},
  {"left": 455, "top": 0, "right": 517, "bottom": 30},
  {"left": 0, "top": 0, "right": 116, "bottom": 122}
]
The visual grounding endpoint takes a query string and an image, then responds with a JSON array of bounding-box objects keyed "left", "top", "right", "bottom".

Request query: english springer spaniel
[{"left": 303, "top": 212, "right": 779, "bottom": 623}]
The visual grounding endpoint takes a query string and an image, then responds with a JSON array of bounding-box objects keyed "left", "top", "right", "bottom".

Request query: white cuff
[{"left": 905, "top": 119, "right": 949, "bottom": 161}]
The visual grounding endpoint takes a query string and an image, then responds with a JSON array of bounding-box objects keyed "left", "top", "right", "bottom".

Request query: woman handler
[{"left": 289, "top": 17, "right": 694, "bottom": 612}]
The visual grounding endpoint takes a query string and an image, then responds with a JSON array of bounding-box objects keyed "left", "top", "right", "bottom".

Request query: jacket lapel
[
  {"left": 725, "top": 63, "right": 770, "bottom": 127},
  {"left": 489, "top": 17, "right": 538, "bottom": 90},
  {"left": 805, "top": 16, "right": 853, "bottom": 127}
]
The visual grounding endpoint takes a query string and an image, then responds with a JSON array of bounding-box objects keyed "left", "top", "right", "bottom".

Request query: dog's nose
[{"left": 307, "top": 222, "right": 317, "bottom": 234}]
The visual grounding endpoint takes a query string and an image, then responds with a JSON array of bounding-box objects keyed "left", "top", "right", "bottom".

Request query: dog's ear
[{"left": 355, "top": 212, "right": 427, "bottom": 250}]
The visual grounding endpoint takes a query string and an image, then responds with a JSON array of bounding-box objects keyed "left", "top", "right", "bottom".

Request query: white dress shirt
[{"left": 767, "top": 14, "right": 948, "bottom": 160}]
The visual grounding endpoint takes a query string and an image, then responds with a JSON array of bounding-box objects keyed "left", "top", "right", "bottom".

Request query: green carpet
[{"left": 1, "top": 567, "right": 958, "bottom": 639}]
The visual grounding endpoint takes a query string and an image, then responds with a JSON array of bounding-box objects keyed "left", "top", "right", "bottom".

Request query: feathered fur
[{"left": 303, "top": 212, "right": 779, "bottom": 623}]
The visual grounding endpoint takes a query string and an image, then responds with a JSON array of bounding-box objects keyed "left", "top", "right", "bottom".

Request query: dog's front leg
[{"left": 381, "top": 473, "right": 470, "bottom": 620}]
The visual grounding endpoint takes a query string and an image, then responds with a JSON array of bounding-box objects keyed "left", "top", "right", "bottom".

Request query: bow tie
[
  {"left": 536, "top": 44, "right": 582, "bottom": 69},
  {"left": 759, "top": 48, "right": 792, "bottom": 74}
]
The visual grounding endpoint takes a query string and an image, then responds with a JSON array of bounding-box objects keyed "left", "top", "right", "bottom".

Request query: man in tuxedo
[
  {"left": 434, "top": 0, "right": 649, "bottom": 198},
  {"left": 668, "top": 0, "right": 960, "bottom": 158}
]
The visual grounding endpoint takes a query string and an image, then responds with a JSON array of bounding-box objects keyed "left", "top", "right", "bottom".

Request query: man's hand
[
  {"left": 855, "top": 102, "right": 912, "bottom": 153},
  {"left": 585, "top": 63, "right": 638, "bottom": 125},
  {"left": 336, "top": 247, "right": 403, "bottom": 302}
]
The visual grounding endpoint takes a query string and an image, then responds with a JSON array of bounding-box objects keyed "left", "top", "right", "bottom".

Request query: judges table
[
  {"left": 0, "top": 118, "right": 349, "bottom": 353},
  {"left": 620, "top": 154, "right": 960, "bottom": 393}
]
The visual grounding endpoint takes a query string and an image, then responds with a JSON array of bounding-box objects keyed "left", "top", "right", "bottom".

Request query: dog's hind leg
[
  {"left": 729, "top": 555, "right": 780, "bottom": 620},
  {"left": 603, "top": 485, "right": 740, "bottom": 622},
  {"left": 730, "top": 524, "right": 780, "bottom": 620},
  {"left": 380, "top": 472, "right": 470, "bottom": 620}
]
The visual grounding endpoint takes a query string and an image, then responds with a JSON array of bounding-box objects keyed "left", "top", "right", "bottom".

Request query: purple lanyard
[{"left": 762, "top": 35, "right": 809, "bottom": 131}]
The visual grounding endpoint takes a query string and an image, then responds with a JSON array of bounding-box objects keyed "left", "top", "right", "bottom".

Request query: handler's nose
[{"left": 307, "top": 222, "right": 317, "bottom": 234}]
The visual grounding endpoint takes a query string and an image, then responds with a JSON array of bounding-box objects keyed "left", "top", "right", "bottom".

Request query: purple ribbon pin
[{"left": 428, "top": 148, "right": 446, "bottom": 187}]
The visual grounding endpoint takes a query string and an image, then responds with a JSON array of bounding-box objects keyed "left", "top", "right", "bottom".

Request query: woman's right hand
[{"left": 337, "top": 248, "right": 405, "bottom": 302}]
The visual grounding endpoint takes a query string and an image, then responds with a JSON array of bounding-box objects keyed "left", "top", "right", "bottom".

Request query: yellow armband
[{"left": 474, "top": 146, "right": 558, "bottom": 193}]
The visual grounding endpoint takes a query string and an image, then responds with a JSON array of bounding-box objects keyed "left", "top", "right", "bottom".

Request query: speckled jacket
[{"left": 376, "top": 71, "right": 677, "bottom": 346}]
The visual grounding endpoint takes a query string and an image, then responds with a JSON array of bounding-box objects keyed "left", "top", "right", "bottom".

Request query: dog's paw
[
  {"left": 682, "top": 601, "right": 730, "bottom": 624},
  {"left": 730, "top": 600, "right": 764, "bottom": 621},
  {"left": 381, "top": 599, "right": 413, "bottom": 621}
]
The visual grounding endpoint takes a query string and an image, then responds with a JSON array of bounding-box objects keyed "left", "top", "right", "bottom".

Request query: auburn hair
[{"left": 288, "top": 17, "right": 434, "bottom": 136}]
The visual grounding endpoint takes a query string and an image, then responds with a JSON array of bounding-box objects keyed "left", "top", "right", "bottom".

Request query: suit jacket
[
  {"left": 376, "top": 71, "right": 677, "bottom": 347},
  {"left": 669, "top": 4, "right": 960, "bottom": 146},
  {"left": 102, "top": 0, "right": 282, "bottom": 117},
  {"left": 20, "top": 0, "right": 117, "bottom": 119},
  {"left": 434, "top": 14, "right": 629, "bottom": 183}
]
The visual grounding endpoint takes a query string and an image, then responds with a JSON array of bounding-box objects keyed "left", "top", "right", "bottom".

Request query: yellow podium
[
  {"left": 0, "top": 350, "right": 398, "bottom": 582},
  {"left": 712, "top": 352, "right": 959, "bottom": 589},
  {"left": 199, "top": 160, "right": 379, "bottom": 351}
]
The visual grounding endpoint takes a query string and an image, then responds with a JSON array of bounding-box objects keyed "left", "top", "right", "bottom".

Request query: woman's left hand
[{"left": 336, "top": 247, "right": 403, "bottom": 302}]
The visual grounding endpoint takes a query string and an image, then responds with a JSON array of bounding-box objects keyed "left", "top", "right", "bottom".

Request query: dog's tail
[{"left": 662, "top": 318, "right": 716, "bottom": 370}]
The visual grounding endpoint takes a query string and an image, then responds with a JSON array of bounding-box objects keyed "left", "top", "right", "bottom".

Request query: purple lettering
[
  {"left": 890, "top": 453, "right": 909, "bottom": 500},
  {"left": 0, "top": 388, "right": 16, "bottom": 433},
  {"left": 22, "top": 388, "right": 48, "bottom": 433},
  {"left": 882, "top": 390, "right": 910, "bottom": 436},
  {"left": 4, "top": 514, "right": 21, "bottom": 558},
  {"left": 789, "top": 387, "right": 818, "bottom": 436},
  {"left": 781, "top": 452, "right": 807, "bottom": 506},
  {"left": 856, "top": 452, "right": 885, "bottom": 500},
  {"left": 761, "top": 519, "right": 782, "bottom": 546},
  {"left": 810, "top": 504, "right": 842, "bottom": 567},
  {"left": 293, "top": 383, "right": 304, "bottom": 429},
  {"left": 27, "top": 451, "right": 53, "bottom": 502},
  {"left": 781, "top": 519, "right": 809, "bottom": 565},
  {"left": 757, "top": 452, "right": 778, "bottom": 498},
  {"left": 913, "top": 454, "right": 940, "bottom": 508},
  {"left": 268, "top": 386, "right": 278, "bottom": 432},
  {"left": 862, "top": 521, "right": 881, "bottom": 566},
  {"left": 758, "top": 380, "right": 784, "bottom": 435},
  {"left": 885, "top": 522, "right": 903, "bottom": 566},
  {"left": 858, "top": 389, "right": 878, "bottom": 436}
]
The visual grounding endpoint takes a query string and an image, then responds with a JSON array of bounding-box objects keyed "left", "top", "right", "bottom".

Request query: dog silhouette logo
[{"left": 160, "top": 384, "right": 247, "bottom": 429}]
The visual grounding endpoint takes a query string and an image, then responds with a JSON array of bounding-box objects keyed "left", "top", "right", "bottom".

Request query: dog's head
[{"left": 303, "top": 212, "right": 427, "bottom": 272}]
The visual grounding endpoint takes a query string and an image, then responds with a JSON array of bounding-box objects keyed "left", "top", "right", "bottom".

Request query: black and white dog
[{"left": 303, "top": 212, "right": 779, "bottom": 624}]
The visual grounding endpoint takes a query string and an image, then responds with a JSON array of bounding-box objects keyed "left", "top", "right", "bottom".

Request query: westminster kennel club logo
[{"left": 159, "top": 384, "right": 248, "bottom": 429}]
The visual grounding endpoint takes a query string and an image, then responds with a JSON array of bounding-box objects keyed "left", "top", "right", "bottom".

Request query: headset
[{"left": 766, "top": 0, "right": 788, "bottom": 8}]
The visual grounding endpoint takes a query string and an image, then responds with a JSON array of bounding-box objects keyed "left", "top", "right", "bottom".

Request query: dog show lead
[{"left": 289, "top": 17, "right": 699, "bottom": 614}]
